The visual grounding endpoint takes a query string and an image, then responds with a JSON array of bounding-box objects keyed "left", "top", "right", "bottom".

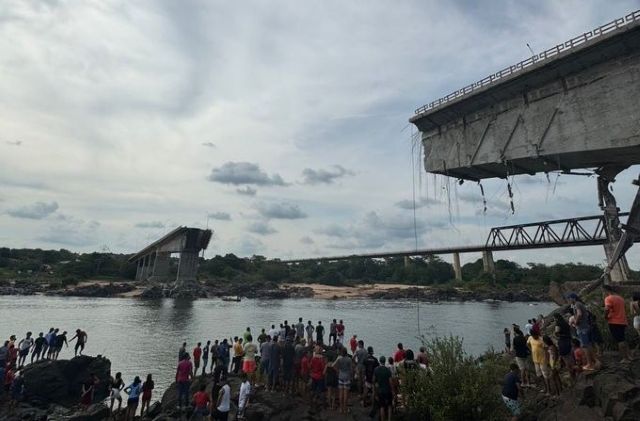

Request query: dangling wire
[
  {"left": 410, "top": 126, "right": 421, "bottom": 337},
  {"left": 478, "top": 181, "right": 487, "bottom": 214}
]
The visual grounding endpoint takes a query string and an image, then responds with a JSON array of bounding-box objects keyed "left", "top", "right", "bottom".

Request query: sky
[{"left": 1, "top": 0, "right": 639, "bottom": 268}]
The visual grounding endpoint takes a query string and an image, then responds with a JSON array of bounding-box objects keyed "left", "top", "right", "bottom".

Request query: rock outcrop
[
  {"left": 21, "top": 355, "right": 111, "bottom": 406},
  {"left": 54, "top": 283, "right": 135, "bottom": 298}
]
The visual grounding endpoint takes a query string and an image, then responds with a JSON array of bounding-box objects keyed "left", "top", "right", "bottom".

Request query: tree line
[{"left": 0, "top": 246, "right": 624, "bottom": 286}]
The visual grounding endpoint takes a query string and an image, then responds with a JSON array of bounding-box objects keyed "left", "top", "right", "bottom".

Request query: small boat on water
[{"left": 221, "top": 296, "right": 241, "bottom": 302}]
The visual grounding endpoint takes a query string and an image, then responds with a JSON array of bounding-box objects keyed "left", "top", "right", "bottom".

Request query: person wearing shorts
[
  {"left": 140, "top": 374, "right": 154, "bottom": 416},
  {"left": 511, "top": 328, "right": 530, "bottom": 387},
  {"left": 325, "top": 356, "right": 338, "bottom": 410},
  {"left": 501, "top": 363, "right": 522, "bottom": 421},
  {"left": 242, "top": 335, "right": 258, "bottom": 385},
  {"left": 526, "top": 333, "right": 547, "bottom": 392},
  {"left": 17, "top": 332, "right": 33, "bottom": 368},
  {"left": 333, "top": 347, "right": 353, "bottom": 415},
  {"left": 31, "top": 333, "right": 45, "bottom": 364},
  {"left": 568, "top": 293, "right": 598, "bottom": 370},
  {"left": 175, "top": 354, "right": 193, "bottom": 409},
  {"left": 109, "top": 372, "right": 125, "bottom": 414},
  {"left": 603, "top": 284, "right": 631, "bottom": 362},
  {"left": 373, "top": 356, "right": 393, "bottom": 421}
]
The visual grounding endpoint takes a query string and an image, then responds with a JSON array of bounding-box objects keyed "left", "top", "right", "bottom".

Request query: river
[{"left": 0, "top": 296, "right": 556, "bottom": 397}]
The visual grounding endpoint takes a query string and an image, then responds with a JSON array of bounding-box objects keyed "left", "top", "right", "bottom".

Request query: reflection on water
[{"left": 0, "top": 296, "right": 556, "bottom": 396}]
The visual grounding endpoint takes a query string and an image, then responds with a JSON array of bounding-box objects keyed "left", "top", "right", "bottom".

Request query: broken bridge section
[
  {"left": 128, "top": 227, "right": 212, "bottom": 287},
  {"left": 409, "top": 10, "right": 640, "bottom": 283},
  {"left": 410, "top": 10, "right": 640, "bottom": 181}
]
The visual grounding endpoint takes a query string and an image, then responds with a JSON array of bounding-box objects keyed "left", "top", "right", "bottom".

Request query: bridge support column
[
  {"left": 482, "top": 250, "right": 495, "bottom": 274},
  {"left": 597, "top": 167, "right": 630, "bottom": 283},
  {"left": 404, "top": 256, "right": 410, "bottom": 268},
  {"left": 453, "top": 252, "right": 462, "bottom": 281}
]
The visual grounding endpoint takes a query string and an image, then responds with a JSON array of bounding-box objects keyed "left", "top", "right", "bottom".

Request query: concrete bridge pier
[
  {"left": 482, "top": 250, "right": 495, "bottom": 274},
  {"left": 453, "top": 252, "right": 462, "bottom": 281}
]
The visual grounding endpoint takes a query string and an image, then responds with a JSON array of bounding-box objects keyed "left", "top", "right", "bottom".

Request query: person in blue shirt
[{"left": 124, "top": 376, "right": 142, "bottom": 421}]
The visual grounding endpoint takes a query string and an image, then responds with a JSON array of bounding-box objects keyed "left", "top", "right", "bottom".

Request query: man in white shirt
[
  {"left": 268, "top": 325, "right": 278, "bottom": 340},
  {"left": 238, "top": 373, "right": 251, "bottom": 418},
  {"left": 215, "top": 379, "right": 231, "bottom": 421},
  {"left": 18, "top": 332, "right": 34, "bottom": 368}
]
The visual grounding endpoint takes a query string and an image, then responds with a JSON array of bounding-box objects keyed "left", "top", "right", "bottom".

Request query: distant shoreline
[{"left": 0, "top": 279, "right": 551, "bottom": 302}]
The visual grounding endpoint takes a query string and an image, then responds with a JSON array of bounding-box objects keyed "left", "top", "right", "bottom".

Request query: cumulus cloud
[
  {"left": 135, "top": 221, "right": 165, "bottom": 229},
  {"left": 236, "top": 186, "right": 257, "bottom": 196},
  {"left": 247, "top": 220, "right": 277, "bottom": 235},
  {"left": 301, "top": 165, "right": 354, "bottom": 185},
  {"left": 208, "top": 162, "right": 287, "bottom": 186},
  {"left": 6, "top": 201, "right": 58, "bottom": 219},
  {"left": 256, "top": 202, "right": 307, "bottom": 219},
  {"left": 395, "top": 197, "right": 441, "bottom": 210}
]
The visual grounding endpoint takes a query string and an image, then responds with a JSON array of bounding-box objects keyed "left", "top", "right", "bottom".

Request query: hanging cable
[{"left": 410, "top": 128, "right": 421, "bottom": 337}]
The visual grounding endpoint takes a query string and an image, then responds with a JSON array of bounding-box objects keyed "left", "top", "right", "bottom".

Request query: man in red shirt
[
  {"left": 175, "top": 354, "right": 193, "bottom": 410},
  {"left": 336, "top": 320, "right": 345, "bottom": 344},
  {"left": 309, "top": 346, "right": 326, "bottom": 405},
  {"left": 193, "top": 343, "right": 202, "bottom": 377},
  {"left": 349, "top": 335, "right": 358, "bottom": 354},
  {"left": 603, "top": 284, "right": 630, "bottom": 362},
  {"left": 393, "top": 343, "right": 405, "bottom": 363},
  {"left": 192, "top": 383, "right": 210, "bottom": 417}
]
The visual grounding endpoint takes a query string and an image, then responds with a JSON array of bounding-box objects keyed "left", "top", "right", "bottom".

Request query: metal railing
[{"left": 413, "top": 9, "right": 640, "bottom": 116}]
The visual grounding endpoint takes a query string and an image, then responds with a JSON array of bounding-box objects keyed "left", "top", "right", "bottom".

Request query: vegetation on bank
[
  {"left": 402, "top": 336, "right": 509, "bottom": 420},
  {"left": 1, "top": 246, "right": 633, "bottom": 287}
]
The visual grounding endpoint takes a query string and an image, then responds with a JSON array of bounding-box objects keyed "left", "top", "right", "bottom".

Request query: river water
[{"left": 0, "top": 296, "right": 556, "bottom": 397}]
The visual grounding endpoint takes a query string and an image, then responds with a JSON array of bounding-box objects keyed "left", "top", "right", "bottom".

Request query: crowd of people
[
  {"left": 0, "top": 327, "right": 89, "bottom": 414},
  {"left": 500, "top": 286, "right": 640, "bottom": 421},
  {"left": 171, "top": 317, "right": 428, "bottom": 420}
]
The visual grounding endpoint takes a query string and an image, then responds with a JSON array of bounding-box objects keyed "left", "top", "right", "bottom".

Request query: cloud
[
  {"left": 301, "top": 165, "right": 354, "bottom": 185},
  {"left": 201, "top": 141, "right": 216, "bottom": 148},
  {"left": 37, "top": 217, "right": 101, "bottom": 247},
  {"left": 316, "top": 211, "right": 439, "bottom": 249},
  {"left": 135, "top": 221, "right": 165, "bottom": 229},
  {"left": 256, "top": 202, "right": 307, "bottom": 219},
  {"left": 6, "top": 201, "right": 58, "bottom": 219},
  {"left": 299, "top": 236, "right": 315, "bottom": 245},
  {"left": 230, "top": 236, "right": 265, "bottom": 257},
  {"left": 395, "top": 197, "right": 441, "bottom": 210},
  {"left": 236, "top": 186, "right": 257, "bottom": 196},
  {"left": 247, "top": 220, "right": 277, "bottom": 235},
  {"left": 208, "top": 211, "right": 231, "bottom": 221},
  {"left": 4, "top": 140, "right": 22, "bottom": 146},
  {"left": 208, "top": 162, "right": 287, "bottom": 186}
]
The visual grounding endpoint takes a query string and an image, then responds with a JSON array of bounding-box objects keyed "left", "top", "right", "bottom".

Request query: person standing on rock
[
  {"left": 316, "top": 321, "right": 325, "bottom": 344},
  {"left": 17, "top": 332, "right": 34, "bottom": 368},
  {"left": 295, "top": 318, "right": 305, "bottom": 340},
  {"left": 336, "top": 320, "right": 345, "bottom": 344},
  {"left": 109, "top": 372, "right": 125, "bottom": 414},
  {"left": 53, "top": 330, "right": 68, "bottom": 360},
  {"left": 80, "top": 372, "right": 99, "bottom": 408},
  {"left": 603, "top": 284, "right": 631, "bottom": 363},
  {"left": 31, "top": 332, "right": 45, "bottom": 364},
  {"left": 46, "top": 329, "right": 58, "bottom": 359},
  {"left": 333, "top": 346, "right": 354, "bottom": 415},
  {"left": 43, "top": 328, "right": 54, "bottom": 359},
  {"left": 193, "top": 343, "right": 203, "bottom": 377},
  {"left": 217, "top": 340, "right": 230, "bottom": 381},
  {"left": 237, "top": 372, "right": 251, "bottom": 418},
  {"left": 140, "top": 373, "right": 154, "bottom": 416},
  {"left": 309, "top": 345, "right": 326, "bottom": 406},
  {"left": 329, "top": 319, "right": 337, "bottom": 345},
  {"left": 70, "top": 329, "right": 88, "bottom": 356},
  {"left": 553, "top": 313, "right": 574, "bottom": 380},
  {"left": 305, "top": 321, "right": 315, "bottom": 344},
  {"left": 191, "top": 383, "right": 210, "bottom": 419},
  {"left": 213, "top": 377, "right": 231, "bottom": 421},
  {"left": 124, "top": 376, "right": 142, "bottom": 421},
  {"left": 243, "top": 327, "right": 252, "bottom": 343},
  {"left": 567, "top": 293, "right": 598, "bottom": 371},
  {"left": 176, "top": 353, "right": 193, "bottom": 410},
  {"left": 179, "top": 342, "right": 187, "bottom": 361},
  {"left": 373, "top": 356, "right": 393, "bottom": 421},
  {"left": 242, "top": 335, "right": 258, "bottom": 386},
  {"left": 210, "top": 340, "right": 219, "bottom": 373},
  {"left": 202, "top": 341, "right": 210, "bottom": 376},
  {"left": 267, "top": 336, "right": 281, "bottom": 392},
  {"left": 282, "top": 338, "right": 296, "bottom": 393},
  {"left": 258, "top": 328, "right": 268, "bottom": 345},
  {"left": 511, "top": 328, "right": 531, "bottom": 387}
]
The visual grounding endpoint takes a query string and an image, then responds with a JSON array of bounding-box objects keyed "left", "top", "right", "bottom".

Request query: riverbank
[{"left": 0, "top": 279, "right": 551, "bottom": 302}]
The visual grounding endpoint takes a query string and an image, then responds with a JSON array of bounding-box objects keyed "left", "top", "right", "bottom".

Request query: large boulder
[{"left": 21, "top": 355, "right": 111, "bottom": 407}]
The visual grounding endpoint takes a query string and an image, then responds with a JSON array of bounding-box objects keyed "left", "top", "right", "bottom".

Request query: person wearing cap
[
  {"left": 566, "top": 292, "right": 597, "bottom": 370},
  {"left": 603, "top": 284, "right": 631, "bottom": 362}
]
